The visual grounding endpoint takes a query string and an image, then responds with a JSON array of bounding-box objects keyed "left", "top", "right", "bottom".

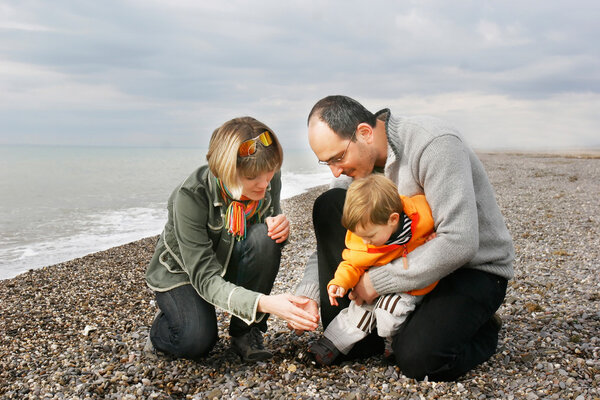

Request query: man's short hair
[
  {"left": 308, "top": 95, "right": 377, "bottom": 140},
  {"left": 342, "top": 174, "right": 404, "bottom": 232},
  {"left": 206, "top": 116, "right": 283, "bottom": 199}
]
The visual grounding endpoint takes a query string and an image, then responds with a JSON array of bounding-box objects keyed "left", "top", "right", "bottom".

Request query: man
[{"left": 294, "top": 95, "right": 514, "bottom": 381}]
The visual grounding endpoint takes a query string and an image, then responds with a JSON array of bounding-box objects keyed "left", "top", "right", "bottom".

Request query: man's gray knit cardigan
[{"left": 296, "top": 109, "right": 515, "bottom": 304}]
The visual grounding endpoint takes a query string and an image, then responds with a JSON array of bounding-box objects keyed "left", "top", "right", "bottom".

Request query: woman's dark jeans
[
  {"left": 313, "top": 188, "right": 508, "bottom": 381},
  {"left": 149, "top": 223, "right": 281, "bottom": 360}
]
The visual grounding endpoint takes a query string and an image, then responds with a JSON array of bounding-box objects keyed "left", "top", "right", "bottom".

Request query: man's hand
[
  {"left": 425, "top": 232, "right": 437, "bottom": 242},
  {"left": 348, "top": 272, "right": 378, "bottom": 305},
  {"left": 286, "top": 296, "right": 319, "bottom": 335}
]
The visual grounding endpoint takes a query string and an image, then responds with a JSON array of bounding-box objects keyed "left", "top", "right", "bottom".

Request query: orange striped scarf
[{"left": 217, "top": 178, "right": 263, "bottom": 240}]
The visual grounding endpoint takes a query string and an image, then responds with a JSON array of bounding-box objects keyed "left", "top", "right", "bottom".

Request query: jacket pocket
[{"left": 158, "top": 249, "right": 186, "bottom": 274}]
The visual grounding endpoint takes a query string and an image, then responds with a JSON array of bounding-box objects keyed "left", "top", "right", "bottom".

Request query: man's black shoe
[{"left": 491, "top": 313, "right": 503, "bottom": 331}]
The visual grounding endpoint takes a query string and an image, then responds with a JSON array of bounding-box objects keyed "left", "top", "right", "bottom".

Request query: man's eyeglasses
[
  {"left": 239, "top": 131, "right": 273, "bottom": 157},
  {"left": 317, "top": 129, "right": 356, "bottom": 166}
]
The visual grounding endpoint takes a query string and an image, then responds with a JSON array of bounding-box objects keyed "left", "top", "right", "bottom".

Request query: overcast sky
[{"left": 1, "top": 1, "right": 599, "bottom": 151}]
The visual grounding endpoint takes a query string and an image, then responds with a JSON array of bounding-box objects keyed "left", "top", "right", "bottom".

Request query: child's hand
[
  {"left": 425, "top": 232, "right": 437, "bottom": 242},
  {"left": 327, "top": 285, "right": 346, "bottom": 306}
]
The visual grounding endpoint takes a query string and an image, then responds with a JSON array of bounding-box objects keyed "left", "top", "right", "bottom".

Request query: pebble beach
[{"left": 1, "top": 152, "right": 599, "bottom": 400}]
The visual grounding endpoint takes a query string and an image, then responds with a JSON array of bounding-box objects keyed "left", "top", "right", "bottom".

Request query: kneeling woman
[{"left": 145, "top": 117, "right": 318, "bottom": 362}]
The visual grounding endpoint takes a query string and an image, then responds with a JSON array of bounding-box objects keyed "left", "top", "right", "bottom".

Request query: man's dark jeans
[
  {"left": 149, "top": 223, "right": 281, "bottom": 360},
  {"left": 313, "top": 188, "right": 507, "bottom": 381}
]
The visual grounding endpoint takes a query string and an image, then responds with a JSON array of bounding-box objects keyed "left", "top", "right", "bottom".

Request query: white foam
[
  {"left": 0, "top": 207, "right": 166, "bottom": 280},
  {"left": 18, "top": 248, "right": 38, "bottom": 259}
]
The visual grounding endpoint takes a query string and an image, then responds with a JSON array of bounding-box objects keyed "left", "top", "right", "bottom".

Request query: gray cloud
[{"left": 0, "top": 0, "right": 598, "bottom": 150}]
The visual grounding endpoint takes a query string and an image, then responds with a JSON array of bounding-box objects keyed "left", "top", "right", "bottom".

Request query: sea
[{"left": 0, "top": 145, "right": 333, "bottom": 280}]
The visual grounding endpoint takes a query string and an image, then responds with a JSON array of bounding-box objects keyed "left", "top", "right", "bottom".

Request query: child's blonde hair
[
  {"left": 206, "top": 116, "right": 283, "bottom": 198},
  {"left": 341, "top": 174, "right": 404, "bottom": 232}
]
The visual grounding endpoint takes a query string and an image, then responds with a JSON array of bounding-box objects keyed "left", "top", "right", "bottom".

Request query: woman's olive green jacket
[{"left": 146, "top": 165, "right": 282, "bottom": 324}]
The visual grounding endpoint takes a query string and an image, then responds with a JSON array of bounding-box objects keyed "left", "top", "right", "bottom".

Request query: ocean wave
[
  {"left": 0, "top": 173, "right": 332, "bottom": 280},
  {"left": 280, "top": 171, "right": 331, "bottom": 199}
]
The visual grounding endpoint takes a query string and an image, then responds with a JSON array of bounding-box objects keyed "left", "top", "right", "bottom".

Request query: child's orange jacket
[{"left": 328, "top": 194, "right": 438, "bottom": 296}]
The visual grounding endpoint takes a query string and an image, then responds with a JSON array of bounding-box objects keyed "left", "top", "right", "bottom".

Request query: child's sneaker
[{"left": 306, "top": 337, "right": 340, "bottom": 366}]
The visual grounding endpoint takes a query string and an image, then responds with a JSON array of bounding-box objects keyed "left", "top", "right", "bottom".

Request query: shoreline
[
  {"left": 479, "top": 150, "right": 600, "bottom": 160},
  {"left": 2, "top": 150, "right": 598, "bottom": 282},
  {"left": 1, "top": 154, "right": 598, "bottom": 399}
]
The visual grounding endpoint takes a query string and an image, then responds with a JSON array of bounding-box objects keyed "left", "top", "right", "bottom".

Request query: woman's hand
[
  {"left": 286, "top": 296, "right": 319, "bottom": 335},
  {"left": 265, "top": 214, "right": 290, "bottom": 243},
  {"left": 258, "top": 293, "right": 319, "bottom": 332}
]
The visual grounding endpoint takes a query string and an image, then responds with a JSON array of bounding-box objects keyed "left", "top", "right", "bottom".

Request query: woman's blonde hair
[
  {"left": 206, "top": 116, "right": 283, "bottom": 198},
  {"left": 341, "top": 174, "right": 404, "bottom": 232}
]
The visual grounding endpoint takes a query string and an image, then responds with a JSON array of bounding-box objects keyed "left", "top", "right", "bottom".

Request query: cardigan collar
[{"left": 375, "top": 108, "right": 404, "bottom": 175}]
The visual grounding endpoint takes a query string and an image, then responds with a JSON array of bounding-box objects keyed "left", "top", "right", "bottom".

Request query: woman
[{"left": 145, "top": 117, "right": 318, "bottom": 362}]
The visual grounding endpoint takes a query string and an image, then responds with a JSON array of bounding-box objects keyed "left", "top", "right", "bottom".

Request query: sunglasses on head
[{"left": 238, "top": 131, "right": 273, "bottom": 157}]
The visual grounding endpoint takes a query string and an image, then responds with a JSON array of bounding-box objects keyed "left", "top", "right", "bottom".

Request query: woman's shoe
[{"left": 230, "top": 327, "right": 273, "bottom": 362}]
